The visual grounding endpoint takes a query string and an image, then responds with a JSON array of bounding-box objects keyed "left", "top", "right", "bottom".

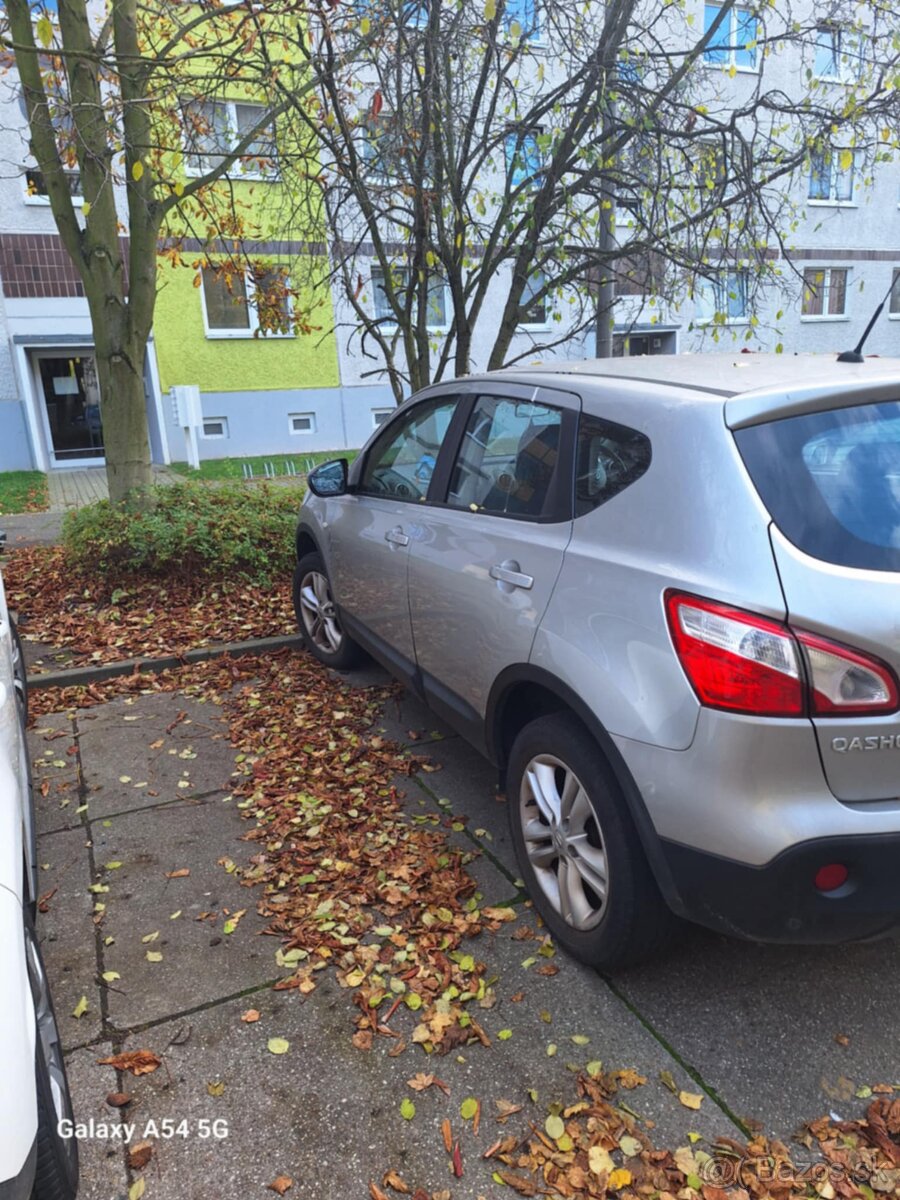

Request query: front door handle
[
  {"left": 490, "top": 560, "right": 534, "bottom": 590},
  {"left": 385, "top": 526, "right": 409, "bottom": 547}
]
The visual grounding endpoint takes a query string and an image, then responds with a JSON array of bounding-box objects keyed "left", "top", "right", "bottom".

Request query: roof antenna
[{"left": 837, "top": 279, "right": 894, "bottom": 363}]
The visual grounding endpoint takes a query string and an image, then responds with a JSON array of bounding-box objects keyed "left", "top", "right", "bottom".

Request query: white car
[{"left": 0, "top": 542, "right": 78, "bottom": 1200}]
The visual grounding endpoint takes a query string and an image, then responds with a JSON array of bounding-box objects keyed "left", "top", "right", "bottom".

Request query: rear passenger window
[
  {"left": 447, "top": 396, "right": 563, "bottom": 519},
  {"left": 575, "top": 415, "right": 651, "bottom": 516}
]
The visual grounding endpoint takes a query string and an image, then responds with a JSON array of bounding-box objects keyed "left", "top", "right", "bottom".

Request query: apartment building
[{"left": 0, "top": 0, "right": 897, "bottom": 474}]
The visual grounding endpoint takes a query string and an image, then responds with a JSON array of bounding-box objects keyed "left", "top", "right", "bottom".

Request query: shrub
[{"left": 62, "top": 482, "right": 299, "bottom": 584}]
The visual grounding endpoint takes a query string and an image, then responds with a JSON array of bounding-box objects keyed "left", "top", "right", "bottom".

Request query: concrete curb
[{"left": 29, "top": 633, "right": 304, "bottom": 691}]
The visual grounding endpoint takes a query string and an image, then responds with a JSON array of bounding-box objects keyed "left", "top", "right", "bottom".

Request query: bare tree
[
  {"left": 286, "top": 0, "right": 900, "bottom": 400},
  {"left": 1, "top": 0, "right": 328, "bottom": 502}
]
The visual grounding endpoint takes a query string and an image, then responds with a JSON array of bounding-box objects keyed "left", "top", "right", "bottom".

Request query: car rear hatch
[{"left": 732, "top": 393, "right": 900, "bottom": 803}]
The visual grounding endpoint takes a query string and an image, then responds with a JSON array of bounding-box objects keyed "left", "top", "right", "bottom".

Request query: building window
[
  {"left": 801, "top": 268, "right": 848, "bottom": 318},
  {"left": 290, "top": 413, "right": 316, "bottom": 434},
  {"left": 372, "top": 408, "right": 394, "bottom": 428},
  {"left": 182, "top": 99, "right": 277, "bottom": 179},
  {"left": 814, "top": 25, "right": 863, "bottom": 81},
  {"left": 519, "top": 271, "right": 548, "bottom": 327},
  {"left": 695, "top": 270, "right": 750, "bottom": 323},
  {"left": 505, "top": 131, "right": 543, "bottom": 190},
  {"left": 199, "top": 265, "right": 293, "bottom": 338},
  {"left": 703, "top": 3, "right": 758, "bottom": 70},
  {"left": 371, "top": 267, "right": 447, "bottom": 329},
  {"left": 202, "top": 418, "right": 229, "bottom": 439},
  {"left": 808, "top": 149, "right": 855, "bottom": 203},
  {"left": 505, "top": 0, "right": 540, "bottom": 39},
  {"left": 23, "top": 167, "right": 83, "bottom": 205},
  {"left": 890, "top": 269, "right": 900, "bottom": 317}
]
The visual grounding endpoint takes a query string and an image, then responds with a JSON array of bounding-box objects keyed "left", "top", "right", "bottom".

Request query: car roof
[{"left": 492, "top": 353, "right": 900, "bottom": 427}]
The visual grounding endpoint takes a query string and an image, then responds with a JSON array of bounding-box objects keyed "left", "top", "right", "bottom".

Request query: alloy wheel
[
  {"left": 298, "top": 570, "right": 344, "bottom": 656},
  {"left": 519, "top": 754, "right": 609, "bottom": 931}
]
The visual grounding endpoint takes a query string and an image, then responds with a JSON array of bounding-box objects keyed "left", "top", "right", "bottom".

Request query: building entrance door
[{"left": 36, "top": 353, "right": 105, "bottom": 465}]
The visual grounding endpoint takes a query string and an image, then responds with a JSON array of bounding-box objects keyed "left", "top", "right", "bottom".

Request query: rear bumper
[{"left": 661, "top": 833, "right": 900, "bottom": 943}]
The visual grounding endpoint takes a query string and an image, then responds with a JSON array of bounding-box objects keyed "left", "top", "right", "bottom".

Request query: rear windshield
[{"left": 735, "top": 400, "right": 900, "bottom": 572}]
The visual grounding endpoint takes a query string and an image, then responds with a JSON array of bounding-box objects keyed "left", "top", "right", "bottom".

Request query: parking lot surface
[{"left": 32, "top": 658, "right": 899, "bottom": 1199}]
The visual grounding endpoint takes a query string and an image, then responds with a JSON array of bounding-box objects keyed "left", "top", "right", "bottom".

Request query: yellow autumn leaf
[
  {"left": 679, "top": 1090, "right": 703, "bottom": 1110},
  {"left": 484, "top": 0, "right": 496, "bottom": 18},
  {"left": 588, "top": 1145, "right": 614, "bottom": 1176},
  {"left": 145, "top": 951, "right": 162, "bottom": 963},
  {"left": 609, "top": 1168, "right": 632, "bottom": 1190},
  {"left": 72, "top": 995, "right": 89, "bottom": 1019},
  {"left": 129, "top": 1179, "right": 145, "bottom": 1200},
  {"left": 728, "top": 64, "right": 737, "bottom": 78},
  {"left": 132, "top": 161, "right": 144, "bottom": 182},
  {"left": 839, "top": 149, "right": 854, "bottom": 171},
  {"left": 360, "top": 15, "right": 370, "bottom": 33},
  {"left": 267, "top": 1037, "right": 290, "bottom": 1055},
  {"left": 36, "top": 15, "right": 53, "bottom": 47},
  {"left": 82, "top": 202, "right": 91, "bottom": 217}
]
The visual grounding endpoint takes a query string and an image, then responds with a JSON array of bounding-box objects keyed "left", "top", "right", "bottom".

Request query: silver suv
[{"left": 293, "top": 355, "right": 900, "bottom": 968}]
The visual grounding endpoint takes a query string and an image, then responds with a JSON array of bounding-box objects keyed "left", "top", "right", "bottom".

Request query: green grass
[
  {"left": 169, "top": 450, "right": 358, "bottom": 482},
  {"left": 0, "top": 471, "right": 49, "bottom": 515}
]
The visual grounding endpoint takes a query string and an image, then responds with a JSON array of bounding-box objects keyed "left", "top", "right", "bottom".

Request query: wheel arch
[
  {"left": 486, "top": 665, "right": 686, "bottom": 915},
  {"left": 295, "top": 525, "right": 321, "bottom": 563}
]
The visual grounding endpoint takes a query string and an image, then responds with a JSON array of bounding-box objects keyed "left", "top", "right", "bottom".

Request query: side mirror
[{"left": 307, "top": 458, "right": 349, "bottom": 498}]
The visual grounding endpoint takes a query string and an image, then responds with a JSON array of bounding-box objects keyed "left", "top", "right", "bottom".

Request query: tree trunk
[{"left": 94, "top": 341, "right": 154, "bottom": 505}]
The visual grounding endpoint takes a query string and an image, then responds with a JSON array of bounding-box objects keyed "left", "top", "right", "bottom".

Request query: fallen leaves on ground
[
  {"left": 4, "top": 546, "right": 295, "bottom": 671},
  {"left": 267, "top": 1177, "right": 293, "bottom": 1195},
  {"left": 97, "top": 1049, "right": 161, "bottom": 1076},
  {"left": 27, "top": 630, "right": 900, "bottom": 1200}
]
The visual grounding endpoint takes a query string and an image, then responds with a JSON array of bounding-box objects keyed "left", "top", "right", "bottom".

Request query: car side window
[
  {"left": 575, "top": 414, "right": 651, "bottom": 516},
  {"left": 359, "top": 396, "right": 458, "bottom": 501},
  {"left": 446, "top": 395, "right": 563, "bottom": 518}
]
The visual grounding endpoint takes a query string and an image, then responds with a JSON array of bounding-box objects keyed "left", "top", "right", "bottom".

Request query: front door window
[
  {"left": 38, "top": 355, "right": 104, "bottom": 462},
  {"left": 359, "top": 396, "right": 458, "bottom": 501}
]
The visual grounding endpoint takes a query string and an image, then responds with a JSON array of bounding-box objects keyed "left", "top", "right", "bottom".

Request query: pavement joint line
[
  {"left": 409, "top": 772, "right": 521, "bottom": 888},
  {"left": 26, "top": 633, "right": 305, "bottom": 691},
  {"left": 72, "top": 713, "right": 114, "bottom": 1043},
  {"left": 78, "top": 787, "right": 232, "bottom": 828},
  {"left": 602, "top": 974, "right": 753, "bottom": 1139},
  {"left": 107, "top": 978, "right": 286, "bottom": 1040}
]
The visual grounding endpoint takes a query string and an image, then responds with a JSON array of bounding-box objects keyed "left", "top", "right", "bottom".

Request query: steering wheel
[{"left": 371, "top": 466, "right": 419, "bottom": 499}]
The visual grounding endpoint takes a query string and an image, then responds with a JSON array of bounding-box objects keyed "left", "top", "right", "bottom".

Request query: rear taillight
[
  {"left": 797, "top": 631, "right": 898, "bottom": 716},
  {"left": 665, "top": 592, "right": 899, "bottom": 718}
]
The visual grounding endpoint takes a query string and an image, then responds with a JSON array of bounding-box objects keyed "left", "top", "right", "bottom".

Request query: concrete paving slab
[
  {"left": 29, "top": 714, "right": 83, "bottom": 836},
  {"left": 613, "top": 922, "right": 900, "bottom": 1137},
  {"left": 409, "top": 738, "right": 520, "bottom": 877},
  {"left": 37, "top": 827, "right": 103, "bottom": 1048},
  {"left": 395, "top": 775, "right": 517, "bottom": 905},
  {"left": 77, "top": 695, "right": 235, "bottom": 820},
  {"left": 93, "top": 925, "right": 733, "bottom": 1200},
  {"left": 63, "top": 1043, "right": 130, "bottom": 1200},
  {"left": 92, "top": 797, "right": 274, "bottom": 1029}
]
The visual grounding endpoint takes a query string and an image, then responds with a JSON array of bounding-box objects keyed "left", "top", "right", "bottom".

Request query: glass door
[{"left": 36, "top": 354, "right": 105, "bottom": 465}]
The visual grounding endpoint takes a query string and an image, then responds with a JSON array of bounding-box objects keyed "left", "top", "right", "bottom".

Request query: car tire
[
  {"left": 24, "top": 915, "right": 79, "bottom": 1200},
  {"left": 10, "top": 614, "right": 27, "bottom": 726},
  {"left": 507, "top": 714, "right": 673, "bottom": 971},
  {"left": 292, "top": 552, "right": 364, "bottom": 671}
]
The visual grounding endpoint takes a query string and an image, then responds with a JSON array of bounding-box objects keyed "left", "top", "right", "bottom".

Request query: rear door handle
[
  {"left": 385, "top": 526, "right": 409, "bottom": 547},
  {"left": 490, "top": 560, "right": 534, "bottom": 590}
]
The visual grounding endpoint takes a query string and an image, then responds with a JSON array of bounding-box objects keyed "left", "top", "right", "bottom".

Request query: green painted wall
[{"left": 153, "top": 264, "right": 339, "bottom": 394}]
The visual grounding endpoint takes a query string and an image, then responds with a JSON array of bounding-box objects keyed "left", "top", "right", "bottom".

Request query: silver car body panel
[
  {"left": 768, "top": 524, "right": 900, "bottom": 803},
  {"left": 315, "top": 492, "right": 418, "bottom": 666},
  {"left": 611, "top": 711, "right": 900, "bottom": 866},
  {"left": 531, "top": 380, "right": 787, "bottom": 751}
]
